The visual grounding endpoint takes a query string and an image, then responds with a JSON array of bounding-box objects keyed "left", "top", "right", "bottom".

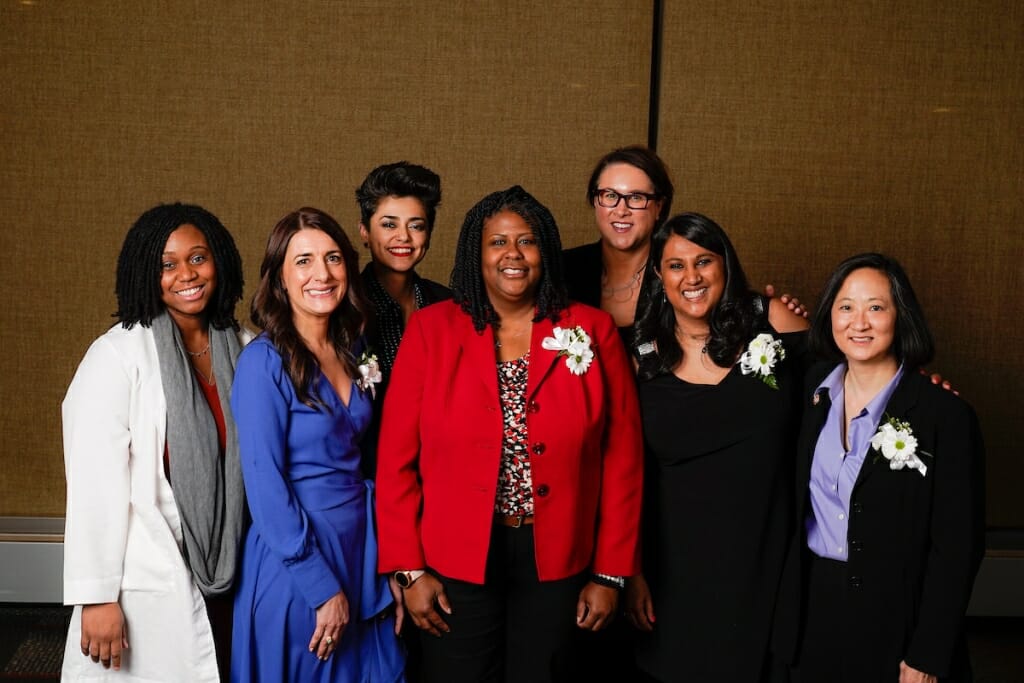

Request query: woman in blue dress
[{"left": 230, "top": 207, "right": 404, "bottom": 682}]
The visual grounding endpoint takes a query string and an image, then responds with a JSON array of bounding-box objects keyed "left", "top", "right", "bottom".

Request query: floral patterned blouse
[{"left": 495, "top": 352, "right": 533, "bottom": 516}]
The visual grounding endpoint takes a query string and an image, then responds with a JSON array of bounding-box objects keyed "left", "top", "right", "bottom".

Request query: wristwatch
[{"left": 393, "top": 569, "right": 426, "bottom": 589}]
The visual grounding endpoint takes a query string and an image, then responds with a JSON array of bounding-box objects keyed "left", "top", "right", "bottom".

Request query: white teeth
[
  {"left": 307, "top": 288, "right": 334, "bottom": 295},
  {"left": 682, "top": 288, "right": 707, "bottom": 300},
  {"left": 611, "top": 222, "right": 631, "bottom": 229},
  {"left": 176, "top": 286, "right": 201, "bottom": 296},
  {"left": 389, "top": 248, "right": 412, "bottom": 254}
]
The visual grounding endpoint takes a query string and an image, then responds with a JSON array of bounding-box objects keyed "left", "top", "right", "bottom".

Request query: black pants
[{"left": 419, "top": 522, "right": 584, "bottom": 683}]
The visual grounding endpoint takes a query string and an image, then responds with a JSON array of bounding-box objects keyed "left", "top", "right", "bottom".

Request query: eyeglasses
[{"left": 594, "top": 188, "right": 659, "bottom": 210}]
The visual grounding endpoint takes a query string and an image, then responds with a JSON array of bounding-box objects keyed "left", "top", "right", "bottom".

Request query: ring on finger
[{"left": 325, "top": 636, "right": 333, "bottom": 645}]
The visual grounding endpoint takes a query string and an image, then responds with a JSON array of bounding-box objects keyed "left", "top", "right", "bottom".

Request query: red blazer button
[{"left": 536, "top": 484, "right": 550, "bottom": 497}]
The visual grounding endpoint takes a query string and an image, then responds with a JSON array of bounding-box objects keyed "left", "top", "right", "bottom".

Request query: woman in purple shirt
[{"left": 774, "top": 253, "right": 985, "bottom": 683}]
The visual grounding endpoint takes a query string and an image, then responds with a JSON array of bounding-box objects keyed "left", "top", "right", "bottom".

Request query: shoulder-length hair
[
  {"left": 809, "top": 252, "right": 935, "bottom": 369},
  {"left": 634, "top": 212, "right": 757, "bottom": 380},
  {"left": 250, "top": 207, "right": 369, "bottom": 409},
  {"left": 115, "top": 202, "right": 243, "bottom": 330},
  {"left": 586, "top": 145, "right": 675, "bottom": 225},
  {"left": 355, "top": 161, "right": 442, "bottom": 232},
  {"left": 449, "top": 186, "right": 569, "bottom": 332}
]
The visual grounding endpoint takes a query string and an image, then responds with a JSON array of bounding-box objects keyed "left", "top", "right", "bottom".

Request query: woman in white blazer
[{"left": 62, "top": 203, "right": 249, "bottom": 681}]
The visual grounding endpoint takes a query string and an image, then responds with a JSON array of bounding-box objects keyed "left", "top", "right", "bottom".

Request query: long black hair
[
  {"left": 809, "top": 252, "right": 935, "bottom": 369},
  {"left": 114, "top": 203, "right": 243, "bottom": 330},
  {"left": 450, "top": 186, "right": 569, "bottom": 332},
  {"left": 250, "top": 207, "right": 369, "bottom": 409},
  {"left": 634, "top": 212, "right": 758, "bottom": 380}
]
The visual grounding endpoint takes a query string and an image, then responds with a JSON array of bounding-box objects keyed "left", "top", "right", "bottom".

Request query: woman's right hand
[
  {"left": 403, "top": 573, "right": 452, "bottom": 636},
  {"left": 310, "top": 591, "right": 349, "bottom": 661},
  {"left": 623, "top": 574, "right": 656, "bottom": 632},
  {"left": 81, "top": 602, "right": 128, "bottom": 670}
]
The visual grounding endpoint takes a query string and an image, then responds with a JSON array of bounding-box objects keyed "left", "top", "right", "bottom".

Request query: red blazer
[{"left": 376, "top": 300, "right": 643, "bottom": 584}]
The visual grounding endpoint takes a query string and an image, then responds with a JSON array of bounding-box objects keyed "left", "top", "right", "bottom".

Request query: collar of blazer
[
  {"left": 801, "top": 366, "right": 926, "bottom": 494},
  {"left": 453, "top": 306, "right": 578, "bottom": 404}
]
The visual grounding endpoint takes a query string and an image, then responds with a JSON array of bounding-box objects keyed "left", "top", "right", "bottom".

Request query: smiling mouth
[
  {"left": 306, "top": 287, "right": 336, "bottom": 296},
  {"left": 682, "top": 287, "right": 707, "bottom": 300},
  {"left": 500, "top": 266, "right": 527, "bottom": 277},
  {"left": 610, "top": 222, "right": 632, "bottom": 232},
  {"left": 174, "top": 285, "right": 204, "bottom": 298},
  {"left": 388, "top": 247, "right": 414, "bottom": 256}
]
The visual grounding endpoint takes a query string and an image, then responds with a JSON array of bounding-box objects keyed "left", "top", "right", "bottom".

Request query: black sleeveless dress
[{"left": 635, "top": 300, "right": 806, "bottom": 682}]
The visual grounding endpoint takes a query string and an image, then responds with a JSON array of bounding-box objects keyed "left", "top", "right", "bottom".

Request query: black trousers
[{"left": 419, "top": 521, "right": 584, "bottom": 683}]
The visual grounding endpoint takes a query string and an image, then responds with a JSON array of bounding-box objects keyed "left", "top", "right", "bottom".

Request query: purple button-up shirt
[{"left": 806, "top": 363, "right": 904, "bottom": 561}]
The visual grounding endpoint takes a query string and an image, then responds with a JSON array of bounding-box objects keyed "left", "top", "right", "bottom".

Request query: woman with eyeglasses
[{"left": 563, "top": 146, "right": 674, "bottom": 347}]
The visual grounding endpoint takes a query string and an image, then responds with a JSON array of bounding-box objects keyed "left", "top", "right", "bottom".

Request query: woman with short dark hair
[
  {"left": 376, "top": 186, "right": 644, "bottom": 683},
  {"left": 354, "top": 161, "right": 451, "bottom": 480},
  {"left": 774, "top": 253, "right": 985, "bottom": 683}
]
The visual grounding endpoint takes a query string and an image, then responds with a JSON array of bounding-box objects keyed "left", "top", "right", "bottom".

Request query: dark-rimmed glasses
[{"left": 594, "top": 188, "right": 658, "bottom": 210}]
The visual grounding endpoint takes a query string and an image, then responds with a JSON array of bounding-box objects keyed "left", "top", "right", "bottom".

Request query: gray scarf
[{"left": 152, "top": 312, "right": 245, "bottom": 597}]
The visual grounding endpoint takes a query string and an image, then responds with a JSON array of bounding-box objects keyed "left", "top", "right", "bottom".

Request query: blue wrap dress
[{"left": 230, "top": 335, "right": 404, "bottom": 682}]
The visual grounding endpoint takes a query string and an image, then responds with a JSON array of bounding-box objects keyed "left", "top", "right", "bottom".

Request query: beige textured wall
[
  {"left": 0, "top": 1, "right": 652, "bottom": 516},
  {"left": 2, "top": 1, "right": 1020, "bottom": 527},
  {"left": 657, "top": 1, "right": 1023, "bottom": 525}
]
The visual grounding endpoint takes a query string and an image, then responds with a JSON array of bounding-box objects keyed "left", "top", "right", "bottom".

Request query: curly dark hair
[
  {"left": 355, "top": 161, "right": 442, "bottom": 231},
  {"left": 586, "top": 145, "right": 675, "bottom": 225},
  {"left": 250, "top": 207, "right": 369, "bottom": 409},
  {"left": 114, "top": 203, "right": 243, "bottom": 330},
  {"left": 809, "top": 252, "right": 935, "bottom": 369},
  {"left": 450, "top": 186, "right": 569, "bottom": 332},
  {"left": 634, "top": 212, "right": 759, "bottom": 380}
]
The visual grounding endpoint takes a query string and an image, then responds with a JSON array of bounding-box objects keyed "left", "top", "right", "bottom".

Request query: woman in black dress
[{"left": 625, "top": 212, "right": 808, "bottom": 682}]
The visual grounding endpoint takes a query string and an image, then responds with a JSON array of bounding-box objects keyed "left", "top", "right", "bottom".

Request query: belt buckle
[{"left": 509, "top": 515, "right": 524, "bottom": 528}]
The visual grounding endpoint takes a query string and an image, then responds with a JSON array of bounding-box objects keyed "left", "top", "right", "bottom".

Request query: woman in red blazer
[{"left": 376, "top": 185, "right": 644, "bottom": 683}]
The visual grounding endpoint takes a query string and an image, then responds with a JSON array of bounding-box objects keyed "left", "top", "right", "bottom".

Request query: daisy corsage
[
  {"left": 870, "top": 416, "right": 930, "bottom": 477},
  {"left": 356, "top": 351, "right": 382, "bottom": 398},
  {"left": 738, "top": 333, "right": 786, "bottom": 389},
  {"left": 541, "top": 325, "right": 594, "bottom": 376}
]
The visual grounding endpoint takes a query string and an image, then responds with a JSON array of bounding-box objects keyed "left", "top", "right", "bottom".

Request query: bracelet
[{"left": 591, "top": 573, "right": 625, "bottom": 590}]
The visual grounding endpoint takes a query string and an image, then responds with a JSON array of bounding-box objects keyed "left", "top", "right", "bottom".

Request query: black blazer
[
  {"left": 773, "top": 364, "right": 985, "bottom": 680},
  {"left": 562, "top": 240, "right": 644, "bottom": 348}
]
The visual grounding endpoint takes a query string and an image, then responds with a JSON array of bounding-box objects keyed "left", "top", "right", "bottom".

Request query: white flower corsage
[
  {"left": 738, "top": 333, "right": 786, "bottom": 390},
  {"left": 541, "top": 325, "right": 594, "bottom": 376},
  {"left": 356, "top": 351, "right": 382, "bottom": 398},
  {"left": 870, "top": 416, "right": 931, "bottom": 477}
]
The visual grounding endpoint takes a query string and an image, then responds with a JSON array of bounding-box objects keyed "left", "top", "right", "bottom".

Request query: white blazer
[{"left": 61, "top": 323, "right": 248, "bottom": 682}]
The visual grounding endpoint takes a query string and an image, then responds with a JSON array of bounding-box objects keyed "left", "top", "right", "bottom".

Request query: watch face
[{"left": 395, "top": 571, "right": 411, "bottom": 588}]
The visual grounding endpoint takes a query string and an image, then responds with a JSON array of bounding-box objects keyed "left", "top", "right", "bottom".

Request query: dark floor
[{"left": 0, "top": 604, "right": 1021, "bottom": 681}]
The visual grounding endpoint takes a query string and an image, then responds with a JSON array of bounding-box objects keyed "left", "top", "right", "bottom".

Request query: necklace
[
  {"left": 192, "top": 360, "right": 215, "bottom": 385},
  {"left": 186, "top": 341, "right": 210, "bottom": 357},
  {"left": 600, "top": 266, "right": 644, "bottom": 302},
  {"left": 494, "top": 323, "right": 531, "bottom": 350}
]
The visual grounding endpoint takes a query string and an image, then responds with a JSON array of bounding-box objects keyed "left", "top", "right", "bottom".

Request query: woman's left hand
[
  {"left": 387, "top": 575, "right": 406, "bottom": 636},
  {"left": 309, "top": 591, "right": 349, "bottom": 661},
  {"left": 899, "top": 660, "right": 937, "bottom": 683},
  {"left": 576, "top": 581, "right": 619, "bottom": 631}
]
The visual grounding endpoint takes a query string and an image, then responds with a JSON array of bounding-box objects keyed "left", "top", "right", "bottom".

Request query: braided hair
[
  {"left": 250, "top": 207, "right": 369, "bottom": 410},
  {"left": 114, "top": 203, "right": 243, "bottom": 330},
  {"left": 449, "top": 186, "right": 569, "bottom": 332},
  {"left": 355, "top": 161, "right": 442, "bottom": 231},
  {"left": 634, "top": 212, "right": 758, "bottom": 381}
]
